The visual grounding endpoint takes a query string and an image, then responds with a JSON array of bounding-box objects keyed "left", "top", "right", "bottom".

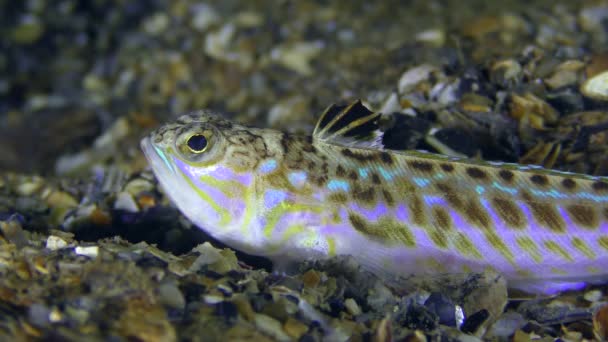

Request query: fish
[{"left": 141, "top": 100, "right": 608, "bottom": 295}]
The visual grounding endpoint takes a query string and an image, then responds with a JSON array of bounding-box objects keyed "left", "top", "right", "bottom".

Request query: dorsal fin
[{"left": 312, "top": 100, "right": 384, "bottom": 149}]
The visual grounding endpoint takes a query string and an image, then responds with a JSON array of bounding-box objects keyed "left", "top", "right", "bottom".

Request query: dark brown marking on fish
[
  {"left": 603, "top": 207, "right": 608, "bottom": 221},
  {"left": 336, "top": 165, "right": 346, "bottom": 177},
  {"left": 522, "top": 191, "right": 565, "bottom": 233},
  {"left": 312, "top": 175, "right": 328, "bottom": 187},
  {"left": 592, "top": 181, "right": 608, "bottom": 192},
  {"left": 348, "top": 212, "right": 416, "bottom": 247},
  {"left": 466, "top": 167, "right": 487, "bottom": 180},
  {"left": 353, "top": 185, "right": 376, "bottom": 204},
  {"left": 429, "top": 230, "right": 448, "bottom": 249},
  {"left": 498, "top": 170, "right": 514, "bottom": 183},
  {"left": 440, "top": 163, "right": 454, "bottom": 172},
  {"left": 409, "top": 160, "right": 434, "bottom": 173},
  {"left": 436, "top": 183, "right": 464, "bottom": 210},
  {"left": 382, "top": 189, "right": 394, "bottom": 206},
  {"left": 348, "top": 170, "right": 358, "bottom": 181},
  {"left": 464, "top": 199, "right": 491, "bottom": 229},
  {"left": 566, "top": 204, "right": 598, "bottom": 229},
  {"left": 328, "top": 193, "right": 348, "bottom": 204},
  {"left": 341, "top": 149, "right": 376, "bottom": 162},
  {"left": 530, "top": 174, "right": 548, "bottom": 186},
  {"left": 371, "top": 173, "right": 381, "bottom": 185},
  {"left": 380, "top": 151, "right": 394, "bottom": 165},
  {"left": 409, "top": 194, "right": 427, "bottom": 226},
  {"left": 432, "top": 206, "right": 452, "bottom": 230},
  {"left": 491, "top": 197, "right": 526, "bottom": 229},
  {"left": 600, "top": 236, "right": 608, "bottom": 251},
  {"left": 561, "top": 178, "right": 576, "bottom": 190}
]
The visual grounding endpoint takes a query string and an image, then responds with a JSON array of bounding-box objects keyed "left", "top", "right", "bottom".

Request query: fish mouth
[
  {"left": 140, "top": 136, "right": 189, "bottom": 210},
  {"left": 140, "top": 136, "right": 220, "bottom": 235}
]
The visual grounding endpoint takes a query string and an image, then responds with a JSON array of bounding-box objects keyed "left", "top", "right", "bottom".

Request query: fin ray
[{"left": 313, "top": 100, "right": 384, "bottom": 149}]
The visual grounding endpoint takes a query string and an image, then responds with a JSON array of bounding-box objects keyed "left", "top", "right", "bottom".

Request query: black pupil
[{"left": 187, "top": 134, "right": 207, "bottom": 152}]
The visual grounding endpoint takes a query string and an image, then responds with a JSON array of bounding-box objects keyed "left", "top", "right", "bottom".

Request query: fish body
[{"left": 141, "top": 101, "right": 608, "bottom": 294}]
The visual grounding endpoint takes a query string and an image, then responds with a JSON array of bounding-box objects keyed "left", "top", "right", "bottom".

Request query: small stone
[
  {"left": 424, "top": 292, "right": 457, "bottom": 327},
  {"left": 158, "top": 282, "right": 185, "bottom": 309},
  {"left": 581, "top": 70, "right": 608, "bottom": 101},
  {"left": 512, "top": 329, "right": 531, "bottom": 342},
  {"left": 143, "top": 13, "right": 170, "bottom": 35},
  {"left": 398, "top": 64, "right": 440, "bottom": 94},
  {"left": 16, "top": 178, "right": 44, "bottom": 196},
  {"left": 486, "top": 311, "right": 527, "bottom": 339},
  {"left": 44, "top": 190, "right": 78, "bottom": 209},
  {"left": 28, "top": 303, "right": 51, "bottom": 327},
  {"left": 190, "top": 4, "right": 219, "bottom": 31},
  {"left": 344, "top": 298, "right": 361, "bottom": 316},
  {"left": 46, "top": 236, "right": 69, "bottom": 250},
  {"left": 283, "top": 317, "right": 309, "bottom": 340},
  {"left": 583, "top": 289, "right": 603, "bottom": 303},
  {"left": 490, "top": 59, "right": 522, "bottom": 87},
  {"left": 74, "top": 246, "right": 99, "bottom": 258},
  {"left": 415, "top": 29, "right": 446, "bottom": 47},
  {"left": 233, "top": 295, "right": 255, "bottom": 321},
  {"left": 12, "top": 15, "right": 44, "bottom": 44},
  {"left": 0, "top": 219, "right": 28, "bottom": 247},
  {"left": 124, "top": 178, "right": 154, "bottom": 197},
  {"left": 301, "top": 269, "right": 321, "bottom": 288},
  {"left": 545, "top": 61, "right": 585, "bottom": 90},
  {"left": 269, "top": 41, "right": 323, "bottom": 76},
  {"left": 593, "top": 303, "right": 608, "bottom": 341},
  {"left": 254, "top": 314, "right": 291, "bottom": 342},
  {"left": 114, "top": 192, "right": 139, "bottom": 213},
  {"left": 509, "top": 92, "right": 559, "bottom": 129}
]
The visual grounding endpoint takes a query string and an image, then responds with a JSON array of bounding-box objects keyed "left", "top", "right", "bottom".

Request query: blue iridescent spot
[
  {"left": 577, "top": 192, "right": 608, "bottom": 203},
  {"left": 264, "top": 189, "right": 287, "bottom": 209},
  {"left": 288, "top": 171, "right": 307, "bottom": 187},
  {"left": 413, "top": 177, "right": 430, "bottom": 187},
  {"left": 358, "top": 168, "right": 369, "bottom": 179},
  {"left": 476, "top": 185, "right": 485, "bottom": 195},
  {"left": 259, "top": 159, "right": 277, "bottom": 174},
  {"left": 530, "top": 188, "right": 568, "bottom": 200},
  {"left": 492, "top": 181, "right": 517, "bottom": 195},
  {"left": 378, "top": 167, "right": 395, "bottom": 181},
  {"left": 327, "top": 179, "right": 350, "bottom": 192}
]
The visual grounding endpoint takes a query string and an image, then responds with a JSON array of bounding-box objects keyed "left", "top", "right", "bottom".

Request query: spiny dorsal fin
[{"left": 313, "top": 100, "right": 384, "bottom": 149}]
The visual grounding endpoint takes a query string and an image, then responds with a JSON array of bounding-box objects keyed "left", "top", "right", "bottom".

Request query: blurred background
[{"left": 1, "top": 0, "right": 607, "bottom": 177}]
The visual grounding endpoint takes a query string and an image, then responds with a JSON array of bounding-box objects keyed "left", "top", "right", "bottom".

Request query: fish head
[{"left": 141, "top": 111, "right": 266, "bottom": 249}]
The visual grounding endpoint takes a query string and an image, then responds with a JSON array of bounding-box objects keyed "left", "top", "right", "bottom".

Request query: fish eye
[{"left": 186, "top": 134, "right": 208, "bottom": 153}]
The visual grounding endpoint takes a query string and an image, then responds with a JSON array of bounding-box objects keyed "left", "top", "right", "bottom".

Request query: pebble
[
  {"left": 158, "top": 282, "right": 185, "bottom": 309},
  {"left": 113, "top": 191, "right": 139, "bottom": 213},
  {"left": 254, "top": 314, "right": 291, "bottom": 342},
  {"left": 490, "top": 59, "right": 522, "bottom": 87},
  {"left": 190, "top": 4, "right": 220, "bottom": 31},
  {"left": 398, "top": 64, "right": 440, "bottom": 94},
  {"left": 74, "top": 246, "right": 99, "bottom": 258},
  {"left": 344, "top": 298, "right": 361, "bottom": 316},
  {"left": 581, "top": 70, "right": 608, "bottom": 101},
  {"left": 485, "top": 311, "right": 527, "bottom": 339},
  {"left": 583, "top": 289, "right": 603, "bottom": 303},
  {"left": 143, "top": 13, "right": 170, "bottom": 35},
  {"left": 594, "top": 304, "right": 608, "bottom": 341},
  {"left": 283, "top": 317, "right": 309, "bottom": 340},
  {"left": 46, "top": 235, "right": 69, "bottom": 250},
  {"left": 269, "top": 41, "right": 324, "bottom": 76}
]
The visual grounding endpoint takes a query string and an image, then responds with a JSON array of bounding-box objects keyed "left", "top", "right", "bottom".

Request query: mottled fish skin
[{"left": 141, "top": 102, "right": 608, "bottom": 295}]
